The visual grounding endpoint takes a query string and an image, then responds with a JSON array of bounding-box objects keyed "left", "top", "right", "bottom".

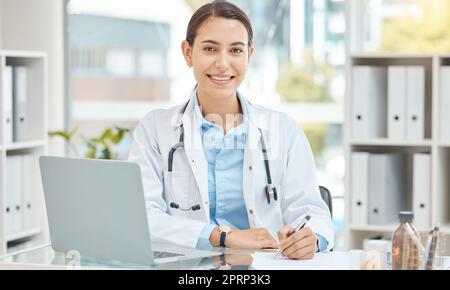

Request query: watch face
[{"left": 220, "top": 225, "right": 232, "bottom": 233}]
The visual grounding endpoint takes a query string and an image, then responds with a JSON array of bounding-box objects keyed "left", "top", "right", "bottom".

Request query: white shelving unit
[
  {"left": 345, "top": 53, "right": 450, "bottom": 250},
  {"left": 0, "top": 50, "right": 48, "bottom": 255}
]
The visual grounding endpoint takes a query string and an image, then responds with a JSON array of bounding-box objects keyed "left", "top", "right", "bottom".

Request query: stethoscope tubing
[{"left": 168, "top": 100, "right": 277, "bottom": 211}]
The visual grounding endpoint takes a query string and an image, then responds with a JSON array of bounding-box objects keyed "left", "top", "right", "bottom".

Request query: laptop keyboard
[{"left": 153, "top": 251, "right": 183, "bottom": 259}]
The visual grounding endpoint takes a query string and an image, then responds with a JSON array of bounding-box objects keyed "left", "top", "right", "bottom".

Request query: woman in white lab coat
[{"left": 128, "top": 0, "right": 333, "bottom": 260}]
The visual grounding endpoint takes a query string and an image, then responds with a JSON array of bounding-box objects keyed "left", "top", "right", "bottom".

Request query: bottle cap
[{"left": 399, "top": 211, "right": 414, "bottom": 222}]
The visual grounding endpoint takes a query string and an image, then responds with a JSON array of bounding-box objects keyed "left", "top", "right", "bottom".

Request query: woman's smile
[{"left": 207, "top": 74, "right": 236, "bottom": 85}]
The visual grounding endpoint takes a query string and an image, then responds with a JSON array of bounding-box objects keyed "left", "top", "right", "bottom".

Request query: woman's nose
[{"left": 215, "top": 52, "right": 229, "bottom": 70}]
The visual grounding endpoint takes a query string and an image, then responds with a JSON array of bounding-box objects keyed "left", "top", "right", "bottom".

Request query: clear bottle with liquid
[{"left": 391, "top": 211, "right": 420, "bottom": 270}]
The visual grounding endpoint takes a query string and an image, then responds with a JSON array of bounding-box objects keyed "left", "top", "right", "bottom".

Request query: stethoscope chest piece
[{"left": 265, "top": 185, "right": 278, "bottom": 204}]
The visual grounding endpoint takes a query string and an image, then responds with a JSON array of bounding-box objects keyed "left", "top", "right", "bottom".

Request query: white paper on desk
[{"left": 251, "top": 251, "right": 355, "bottom": 270}]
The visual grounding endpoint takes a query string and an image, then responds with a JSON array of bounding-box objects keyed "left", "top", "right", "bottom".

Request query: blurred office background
[
  {"left": 66, "top": 0, "right": 448, "bottom": 249},
  {"left": 2, "top": 0, "right": 450, "bottom": 250}
]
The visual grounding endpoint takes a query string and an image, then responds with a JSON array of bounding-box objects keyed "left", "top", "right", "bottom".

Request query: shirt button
[
  {"left": 249, "top": 209, "right": 254, "bottom": 215},
  {"left": 249, "top": 166, "right": 253, "bottom": 171}
]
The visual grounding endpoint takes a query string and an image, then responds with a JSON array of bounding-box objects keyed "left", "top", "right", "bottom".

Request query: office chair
[
  {"left": 319, "top": 185, "right": 333, "bottom": 251},
  {"left": 319, "top": 186, "right": 333, "bottom": 218}
]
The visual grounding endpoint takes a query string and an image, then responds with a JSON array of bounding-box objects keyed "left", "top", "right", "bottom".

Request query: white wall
[
  {"left": 0, "top": 2, "right": 3, "bottom": 48},
  {"left": 0, "top": 0, "right": 65, "bottom": 155}
]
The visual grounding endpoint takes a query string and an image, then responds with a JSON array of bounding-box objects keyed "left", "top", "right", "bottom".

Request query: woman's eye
[
  {"left": 231, "top": 48, "right": 243, "bottom": 54},
  {"left": 204, "top": 47, "right": 216, "bottom": 52}
]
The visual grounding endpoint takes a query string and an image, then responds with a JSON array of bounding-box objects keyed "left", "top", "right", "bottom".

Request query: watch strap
[{"left": 220, "top": 231, "right": 227, "bottom": 247}]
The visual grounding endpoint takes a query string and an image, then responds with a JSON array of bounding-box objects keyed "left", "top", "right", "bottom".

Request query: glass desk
[
  {"left": 5, "top": 243, "right": 447, "bottom": 270},
  {"left": 0, "top": 243, "right": 259, "bottom": 270}
]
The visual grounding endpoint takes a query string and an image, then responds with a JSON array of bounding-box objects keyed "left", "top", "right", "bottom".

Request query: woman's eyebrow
[{"left": 201, "top": 40, "right": 246, "bottom": 46}]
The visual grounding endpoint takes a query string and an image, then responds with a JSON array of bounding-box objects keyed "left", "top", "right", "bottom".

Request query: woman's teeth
[{"left": 207, "top": 75, "right": 235, "bottom": 85}]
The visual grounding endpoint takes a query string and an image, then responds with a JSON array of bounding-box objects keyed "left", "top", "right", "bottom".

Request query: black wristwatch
[{"left": 219, "top": 225, "right": 232, "bottom": 247}]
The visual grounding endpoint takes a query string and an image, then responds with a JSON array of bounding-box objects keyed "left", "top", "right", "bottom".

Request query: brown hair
[{"left": 186, "top": 0, "right": 254, "bottom": 47}]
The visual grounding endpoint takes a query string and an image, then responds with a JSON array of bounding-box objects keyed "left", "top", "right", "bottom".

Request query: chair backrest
[{"left": 319, "top": 186, "right": 332, "bottom": 218}]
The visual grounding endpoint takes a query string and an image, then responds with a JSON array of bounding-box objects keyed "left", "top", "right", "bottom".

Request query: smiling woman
[
  {"left": 128, "top": 0, "right": 334, "bottom": 260},
  {"left": 181, "top": 1, "right": 254, "bottom": 130}
]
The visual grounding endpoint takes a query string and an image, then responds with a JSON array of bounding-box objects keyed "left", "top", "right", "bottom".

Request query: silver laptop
[{"left": 39, "top": 156, "right": 218, "bottom": 266}]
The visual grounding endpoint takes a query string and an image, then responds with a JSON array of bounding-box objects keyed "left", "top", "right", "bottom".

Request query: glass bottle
[{"left": 391, "top": 211, "right": 420, "bottom": 270}]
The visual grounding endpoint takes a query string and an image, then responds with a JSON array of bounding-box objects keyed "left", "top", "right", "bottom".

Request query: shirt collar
[{"left": 193, "top": 92, "right": 249, "bottom": 137}]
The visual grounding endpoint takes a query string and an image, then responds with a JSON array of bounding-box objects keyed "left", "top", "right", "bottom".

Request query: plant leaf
[
  {"left": 110, "top": 127, "right": 129, "bottom": 144},
  {"left": 48, "top": 130, "right": 71, "bottom": 141}
]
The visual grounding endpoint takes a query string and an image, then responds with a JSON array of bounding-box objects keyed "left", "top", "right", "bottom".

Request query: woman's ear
[
  {"left": 181, "top": 40, "right": 193, "bottom": 68},
  {"left": 248, "top": 46, "right": 254, "bottom": 62}
]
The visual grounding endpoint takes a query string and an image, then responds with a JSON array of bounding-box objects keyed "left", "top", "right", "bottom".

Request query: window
[
  {"left": 350, "top": 0, "right": 450, "bottom": 53},
  {"left": 66, "top": 0, "right": 186, "bottom": 159}
]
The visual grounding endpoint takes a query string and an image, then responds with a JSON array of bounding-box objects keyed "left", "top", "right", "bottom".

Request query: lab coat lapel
[
  {"left": 243, "top": 102, "right": 261, "bottom": 228},
  {"left": 181, "top": 92, "right": 210, "bottom": 222}
]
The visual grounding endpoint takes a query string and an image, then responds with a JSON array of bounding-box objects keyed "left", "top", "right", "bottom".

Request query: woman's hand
[
  {"left": 225, "top": 228, "right": 278, "bottom": 249},
  {"left": 277, "top": 226, "right": 317, "bottom": 260},
  {"left": 210, "top": 227, "right": 278, "bottom": 249}
]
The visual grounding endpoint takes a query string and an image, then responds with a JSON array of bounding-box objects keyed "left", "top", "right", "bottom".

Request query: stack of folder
[
  {"left": 2, "top": 65, "right": 28, "bottom": 144},
  {"left": 351, "top": 65, "right": 427, "bottom": 140},
  {"left": 388, "top": 66, "right": 425, "bottom": 141},
  {"left": 5, "top": 154, "right": 36, "bottom": 238},
  {"left": 351, "top": 152, "right": 430, "bottom": 228}
]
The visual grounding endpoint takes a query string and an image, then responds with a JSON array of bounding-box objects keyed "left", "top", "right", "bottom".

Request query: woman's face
[{"left": 182, "top": 16, "right": 254, "bottom": 100}]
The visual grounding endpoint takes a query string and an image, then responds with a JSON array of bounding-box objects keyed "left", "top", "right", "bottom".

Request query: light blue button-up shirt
[
  {"left": 194, "top": 94, "right": 250, "bottom": 250},
  {"left": 193, "top": 94, "right": 328, "bottom": 252}
]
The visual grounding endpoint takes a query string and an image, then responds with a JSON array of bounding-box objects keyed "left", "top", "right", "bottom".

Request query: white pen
[{"left": 275, "top": 215, "right": 311, "bottom": 258}]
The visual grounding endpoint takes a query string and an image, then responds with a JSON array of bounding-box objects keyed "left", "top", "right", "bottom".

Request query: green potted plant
[{"left": 48, "top": 126, "right": 130, "bottom": 160}]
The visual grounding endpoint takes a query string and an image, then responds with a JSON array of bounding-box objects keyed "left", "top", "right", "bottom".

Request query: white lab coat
[{"left": 128, "top": 91, "right": 334, "bottom": 250}]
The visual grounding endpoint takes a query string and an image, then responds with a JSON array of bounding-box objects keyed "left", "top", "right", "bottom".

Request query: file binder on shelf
[
  {"left": 368, "top": 153, "right": 407, "bottom": 225},
  {"left": 406, "top": 66, "right": 425, "bottom": 141},
  {"left": 440, "top": 67, "right": 450, "bottom": 141},
  {"left": 3, "top": 66, "right": 13, "bottom": 144},
  {"left": 412, "top": 153, "right": 431, "bottom": 230},
  {"left": 12, "top": 66, "right": 27, "bottom": 143},
  {"left": 351, "top": 66, "right": 387, "bottom": 140},
  {"left": 5, "top": 158, "right": 14, "bottom": 236},
  {"left": 388, "top": 66, "right": 407, "bottom": 140},
  {"left": 22, "top": 154, "right": 35, "bottom": 231},
  {"left": 351, "top": 152, "right": 369, "bottom": 226}
]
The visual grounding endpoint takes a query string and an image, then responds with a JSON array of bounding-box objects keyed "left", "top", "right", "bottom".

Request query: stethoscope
[{"left": 168, "top": 100, "right": 278, "bottom": 212}]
